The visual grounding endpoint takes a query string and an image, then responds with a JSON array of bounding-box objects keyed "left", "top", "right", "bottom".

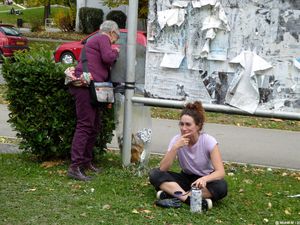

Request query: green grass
[
  {"left": 1, "top": 152, "right": 299, "bottom": 225},
  {"left": 151, "top": 107, "right": 300, "bottom": 132},
  {"left": 0, "top": 4, "right": 23, "bottom": 12},
  {"left": 0, "top": 6, "right": 68, "bottom": 26}
]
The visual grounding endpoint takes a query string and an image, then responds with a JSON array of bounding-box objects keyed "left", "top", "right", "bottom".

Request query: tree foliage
[{"left": 102, "top": 0, "right": 148, "bottom": 19}]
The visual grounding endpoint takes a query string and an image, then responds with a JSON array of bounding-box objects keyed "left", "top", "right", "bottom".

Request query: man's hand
[{"left": 71, "top": 79, "right": 82, "bottom": 87}]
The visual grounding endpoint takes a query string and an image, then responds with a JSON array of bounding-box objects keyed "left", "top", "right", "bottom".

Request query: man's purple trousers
[{"left": 69, "top": 86, "right": 101, "bottom": 169}]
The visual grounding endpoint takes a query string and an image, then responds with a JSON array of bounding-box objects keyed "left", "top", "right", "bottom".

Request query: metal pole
[
  {"left": 122, "top": 0, "right": 139, "bottom": 166},
  {"left": 131, "top": 96, "right": 300, "bottom": 120}
]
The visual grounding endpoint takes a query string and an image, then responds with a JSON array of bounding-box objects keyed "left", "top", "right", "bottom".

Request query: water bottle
[{"left": 190, "top": 186, "right": 202, "bottom": 213}]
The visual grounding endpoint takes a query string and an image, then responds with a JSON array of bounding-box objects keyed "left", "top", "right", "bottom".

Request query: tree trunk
[{"left": 44, "top": 1, "right": 51, "bottom": 22}]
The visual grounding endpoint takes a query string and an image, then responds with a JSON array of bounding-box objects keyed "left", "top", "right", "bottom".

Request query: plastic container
[{"left": 190, "top": 186, "right": 202, "bottom": 213}]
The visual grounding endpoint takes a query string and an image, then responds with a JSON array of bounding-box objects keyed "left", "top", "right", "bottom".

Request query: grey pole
[
  {"left": 122, "top": 0, "right": 139, "bottom": 166},
  {"left": 131, "top": 96, "right": 300, "bottom": 120}
]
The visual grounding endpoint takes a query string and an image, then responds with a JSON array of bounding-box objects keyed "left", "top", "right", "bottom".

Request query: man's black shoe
[
  {"left": 67, "top": 167, "right": 92, "bottom": 181},
  {"left": 84, "top": 163, "right": 102, "bottom": 174}
]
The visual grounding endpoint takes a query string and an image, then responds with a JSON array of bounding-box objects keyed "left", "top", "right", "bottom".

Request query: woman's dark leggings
[{"left": 149, "top": 168, "right": 228, "bottom": 202}]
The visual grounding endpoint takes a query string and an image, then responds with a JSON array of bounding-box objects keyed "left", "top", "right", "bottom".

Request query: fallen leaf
[
  {"left": 243, "top": 179, "right": 253, "bottom": 184},
  {"left": 144, "top": 215, "right": 155, "bottom": 219},
  {"left": 41, "top": 160, "right": 64, "bottom": 168},
  {"left": 263, "top": 218, "right": 269, "bottom": 223},
  {"left": 80, "top": 213, "right": 87, "bottom": 217},
  {"left": 265, "top": 192, "right": 273, "bottom": 197},
  {"left": 252, "top": 168, "right": 264, "bottom": 173},
  {"left": 268, "top": 202, "right": 272, "bottom": 208},
  {"left": 142, "top": 181, "right": 150, "bottom": 186},
  {"left": 243, "top": 168, "right": 250, "bottom": 173},
  {"left": 256, "top": 183, "right": 263, "bottom": 188},
  {"left": 102, "top": 204, "right": 111, "bottom": 210},
  {"left": 71, "top": 184, "right": 81, "bottom": 190},
  {"left": 284, "top": 208, "right": 291, "bottom": 215},
  {"left": 57, "top": 170, "right": 66, "bottom": 176},
  {"left": 239, "top": 189, "right": 244, "bottom": 193},
  {"left": 132, "top": 209, "right": 139, "bottom": 214},
  {"left": 140, "top": 209, "right": 151, "bottom": 214},
  {"left": 28, "top": 188, "right": 36, "bottom": 192},
  {"left": 270, "top": 118, "right": 283, "bottom": 122}
]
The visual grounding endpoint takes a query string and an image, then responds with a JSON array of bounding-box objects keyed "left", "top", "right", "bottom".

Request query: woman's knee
[
  {"left": 149, "top": 168, "right": 161, "bottom": 185},
  {"left": 218, "top": 180, "right": 228, "bottom": 199},
  {"left": 207, "top": 179, "right": 228, "bottom": 201}
]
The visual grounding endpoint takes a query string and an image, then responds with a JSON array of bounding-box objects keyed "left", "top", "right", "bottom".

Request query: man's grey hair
[{"left": 100, "top": 20, "right": 120, "bottom": 35}]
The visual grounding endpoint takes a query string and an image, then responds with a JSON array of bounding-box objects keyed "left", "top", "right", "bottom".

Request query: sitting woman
[{"left": 149, "top": 101, "right": 227, "bottom": 209}]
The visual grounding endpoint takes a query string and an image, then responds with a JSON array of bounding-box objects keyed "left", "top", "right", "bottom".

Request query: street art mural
[{"left": 144, "top": 0, "right": 300, "bottom": 114}]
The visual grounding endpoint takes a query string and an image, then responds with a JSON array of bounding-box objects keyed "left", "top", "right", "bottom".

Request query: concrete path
[{"left": 1, "top": 104, "right": 299, "bottom": 170}]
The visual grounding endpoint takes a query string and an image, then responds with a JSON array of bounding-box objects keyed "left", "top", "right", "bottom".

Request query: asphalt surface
[{"left": 0, "top": 104, "right": 299, "bottom": 170}]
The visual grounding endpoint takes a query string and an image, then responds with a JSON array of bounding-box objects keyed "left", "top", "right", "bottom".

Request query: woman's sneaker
[
  {"left": 202, "top": 199, "right": 213, "bottom": 210},
  {"left": 156, "top": 190, "right": 173, "bottom": 200}
]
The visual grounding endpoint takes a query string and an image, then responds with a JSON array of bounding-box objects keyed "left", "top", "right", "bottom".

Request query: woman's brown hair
[{"left": 180, "top": 101, "right": 205, "bottom": 131}]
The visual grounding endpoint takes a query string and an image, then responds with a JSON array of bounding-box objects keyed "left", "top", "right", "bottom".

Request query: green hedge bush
[
  {"left": 2, "top": 49, "right": 115, "bottom": 160},
  {"left": 79, "top": 7, "right": 104, "bottom": 34},
  {"left": 106, "top": 10, "right": 127, "bottom": 29}
]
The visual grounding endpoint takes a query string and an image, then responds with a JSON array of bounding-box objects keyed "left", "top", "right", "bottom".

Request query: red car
[
  {"left": 54, "top": 29, "right": 147, "bottom": 64},
  {"left": 0, "top": 24, "right": 29, "bottom": 60}
]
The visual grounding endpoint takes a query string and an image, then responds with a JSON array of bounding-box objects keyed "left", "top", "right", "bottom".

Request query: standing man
[{"left": 67, "top": 20, "right": 120, "bottom": 181}]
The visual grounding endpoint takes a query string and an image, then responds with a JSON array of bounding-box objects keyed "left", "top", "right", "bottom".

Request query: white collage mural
[{"left": 144, "top": 0, "right": 300, "bottom": 114}]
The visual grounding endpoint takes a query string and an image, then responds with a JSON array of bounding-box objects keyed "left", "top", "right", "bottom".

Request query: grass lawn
[
  {"left": 0, "top": 4, "right": 23, "bottom": 12},
  {"left": 151, "top": 107, "right": 300, "bottom": 132},
  {"left": 1, "top": 151, "right": 300, "bottom": 225}
]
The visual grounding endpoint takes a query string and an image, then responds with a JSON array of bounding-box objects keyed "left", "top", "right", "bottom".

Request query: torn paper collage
[{"left": 145, "top": 0, "right": 300, "bottom": 114}]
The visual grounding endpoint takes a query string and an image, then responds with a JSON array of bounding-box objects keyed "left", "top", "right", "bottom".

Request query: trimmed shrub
[
  {"left": 2, "top": 49, "right": 115, "bottom": 160},
  {"left": 53, "top": 7, "right": 75, "bottom": 32},
  {"left": 30, "top": 19, "right": 44, "bottom": 32},
  {"left": 79, "top": 7, "right": 104, "bottom": 34},
  {"left": 106, "top": 10, "right": 127, "bottom": 29}
]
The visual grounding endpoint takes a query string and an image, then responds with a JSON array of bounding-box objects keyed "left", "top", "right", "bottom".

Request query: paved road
[{"left": 1, "top": 104, "right": 299, "bottom": 170}]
